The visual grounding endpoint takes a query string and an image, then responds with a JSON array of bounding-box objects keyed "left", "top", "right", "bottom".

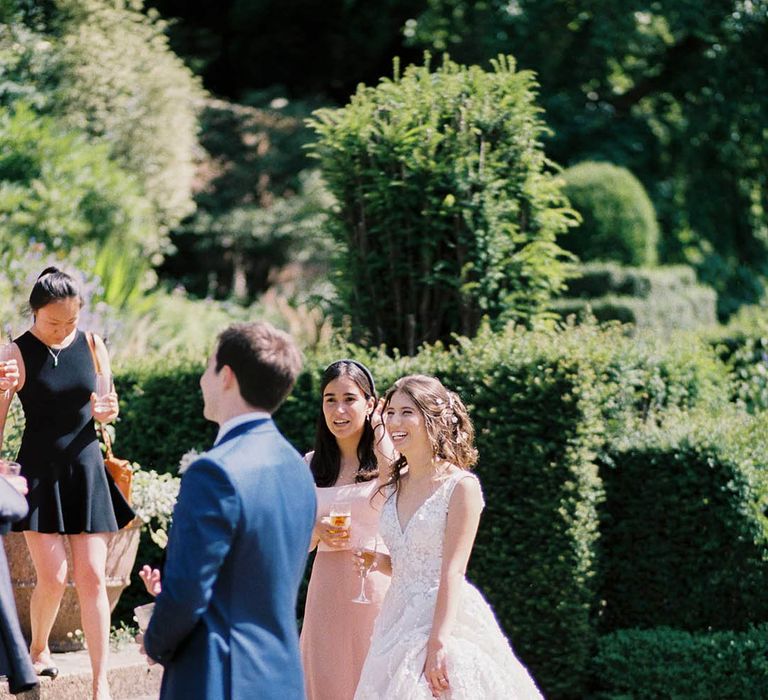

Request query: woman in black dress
[{"left": 0, "top": 268, "right": 134, "bottom": 700}]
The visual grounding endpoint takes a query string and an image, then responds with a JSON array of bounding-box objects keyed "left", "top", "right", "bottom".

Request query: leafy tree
[
  {"left": 2, "top": 0, "right": 202, "bottom": 237},
  {"left": 0, "top": 103, "right": 155, "bottom": 256},
  {"left": 407, "top": 1, "right": 768, "bottom": 317},
  {"left": 309, "top": 55, "right": 577, "bottom": 352},
  {"left": 158, "top": 95, "right": 332, "bottom": 302}
]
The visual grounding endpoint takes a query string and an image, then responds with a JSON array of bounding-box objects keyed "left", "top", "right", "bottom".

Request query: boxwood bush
[
  {"left": 591, "top": 626, "right": 768, "bottom": 699},
  {"left": 704, "top": 303, "right": 768, "bottom": 413},
  {"left": 110, "top": 323, "right": 732, "bottom": 697},
  {"left": 597, "top": 411, "right": 768, "bottom": 633},
  {"left": 551, "top": 263, "right": 718, "bottom": 332},
  {"left": 560, "top": 162, "right": 659, "bottom": 266}
]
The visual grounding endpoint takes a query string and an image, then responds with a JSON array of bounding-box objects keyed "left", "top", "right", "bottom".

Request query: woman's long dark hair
[{"left": 309, "top": 360, "right": 378, "bottom": 487}]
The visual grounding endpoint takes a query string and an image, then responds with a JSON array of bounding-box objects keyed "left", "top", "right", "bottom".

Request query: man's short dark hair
[{"left": 215, "top": 322, "right": 302, "bottom": 413}]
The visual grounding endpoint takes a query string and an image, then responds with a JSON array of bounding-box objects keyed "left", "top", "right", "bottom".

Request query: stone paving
[{"left": 0, "top": 644, "right": 162, "bottom": 700}]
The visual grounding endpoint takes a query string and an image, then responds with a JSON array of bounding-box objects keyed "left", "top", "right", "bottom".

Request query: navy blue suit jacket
[{"left": 143, "top": 418, "right": 316, "bottom": 700}]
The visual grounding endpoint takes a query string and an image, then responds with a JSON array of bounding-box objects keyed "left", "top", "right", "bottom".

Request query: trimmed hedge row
[
  {"left": 704, "top": 304, "right": 768, "bottom": 413},
  {"left": 552, "top": 263, "right": 718, "bottom": 332},
  {"left": 112, "top": 323, "right": 732, "bottom": 698},
  {"left": 597, "top": 411, "right": 768, "bottom": 633},
  {"left": 591, "top": 626, "right": 768, "bottom": 699}
]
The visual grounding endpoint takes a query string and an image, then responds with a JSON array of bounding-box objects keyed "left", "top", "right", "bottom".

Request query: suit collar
[{"left": 214, "top": 417, "right": 271, "bottom": 447}]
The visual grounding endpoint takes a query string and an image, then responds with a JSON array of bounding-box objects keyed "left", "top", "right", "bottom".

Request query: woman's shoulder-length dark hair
[{"left": 309, "top": 359, "right": 378, "bottom": 487}]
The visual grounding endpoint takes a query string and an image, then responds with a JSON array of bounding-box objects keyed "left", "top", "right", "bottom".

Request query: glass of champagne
[
  {"left": 329, "top": 501, "right": 352, "bottom": 549},
  {"left": 351, "top": 537, "right": 378, "bottom": 605},
  {"left": 94, "top": 373, "right": 112, "bottom": 415}
]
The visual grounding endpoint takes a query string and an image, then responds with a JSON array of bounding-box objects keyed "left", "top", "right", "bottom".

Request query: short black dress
[{"left": 11, "top": 330, "right": 134, "bottom": 534}]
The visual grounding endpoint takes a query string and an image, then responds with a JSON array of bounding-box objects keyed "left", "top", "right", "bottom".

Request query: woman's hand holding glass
[
  {"left": 317, "top": 501, "right": 352, "bottom": 550},
  {"left": 0, "top": 344, "right": 18, "bottom": 397},
  {"left": 91, "top": 372, "right": 119, "bottom": 423},
  {"left": 351, "top": 537, "right": 379, "bottom": 604}
]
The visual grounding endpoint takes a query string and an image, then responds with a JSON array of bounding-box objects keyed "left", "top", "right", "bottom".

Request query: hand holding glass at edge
[
  {"left": 352, "top": 537, "right": 379, "bottom": 605},
  {"left": 92, "top": 372, "right": 118, "bottom": 422},
  {"left": 325, "top": 501, "right": 352, "bottom": 549},
  {"left": 0, "top": 343, "right": 18, "bottom": 398}
]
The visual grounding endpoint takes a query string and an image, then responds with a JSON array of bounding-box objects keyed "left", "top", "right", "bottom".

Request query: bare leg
[
  {"left": 70, "top": 533, "right": 112, "bottom": 700},
  {"left": 23, "top": 532, "right": 67, "bottom": 668}
]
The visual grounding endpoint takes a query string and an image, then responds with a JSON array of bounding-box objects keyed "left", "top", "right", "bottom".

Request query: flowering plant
[{"left": 131, "top": 468, "right": 180, "bottom": 549}]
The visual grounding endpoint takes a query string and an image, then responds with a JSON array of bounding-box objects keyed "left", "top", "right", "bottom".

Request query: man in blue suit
[{"left": 139, "top": 321, "right": 316, "bottom": 699}]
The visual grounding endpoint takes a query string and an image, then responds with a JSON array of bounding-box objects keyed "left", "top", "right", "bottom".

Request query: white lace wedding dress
[{"left": 354, "top": 472, "right": 543, "bottom": 699}]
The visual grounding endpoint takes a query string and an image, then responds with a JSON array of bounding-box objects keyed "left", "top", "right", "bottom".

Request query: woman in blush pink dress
[{"left": 300, "top": 360, "right": 395, "bottom": 700}]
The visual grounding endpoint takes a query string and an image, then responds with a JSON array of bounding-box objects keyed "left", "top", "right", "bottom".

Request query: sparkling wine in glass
[
  {"left": 329, "top": 501, "right": 352, "bottom": 548},
  {"left": 352, "top": 537, "right": 379, "bottom": 605}
]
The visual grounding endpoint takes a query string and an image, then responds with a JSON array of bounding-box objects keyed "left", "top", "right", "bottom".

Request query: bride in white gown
[{"left": 354, "top": 375, "right": 542, "bottom": 700}]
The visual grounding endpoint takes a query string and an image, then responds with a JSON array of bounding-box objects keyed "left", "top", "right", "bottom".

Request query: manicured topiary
[
  {"left": 561, "top": 161, "right": 659, "bottom": 266},
  {"left": 597, "top": 411, "right": 768, "bottom": 633},
  {"left": 592, "top": 626, "right": 768, "bottom": 699}
]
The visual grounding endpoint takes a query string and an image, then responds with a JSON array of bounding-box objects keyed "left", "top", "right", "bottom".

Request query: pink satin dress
[{"left": 300, "top": 477, "right": 390, "bottom": 700}]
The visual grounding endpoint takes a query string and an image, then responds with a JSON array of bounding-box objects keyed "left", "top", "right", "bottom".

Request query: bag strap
[{"left": 86, "top": 331, "right": 115, "bottom": 459}]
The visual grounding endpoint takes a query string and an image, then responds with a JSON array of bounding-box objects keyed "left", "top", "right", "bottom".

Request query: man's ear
[{"left": 220, "top": 364, "right": 237, "bottom": 390}]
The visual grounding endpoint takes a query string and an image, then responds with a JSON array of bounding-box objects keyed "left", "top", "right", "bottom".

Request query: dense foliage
[
  {"left": 0, "top": 103, "right": 153, "bottom": 255},
  {"left": 560, "top": 162, "right": 659, "bottom": 266},
  {"left": 408, "top": 0, "right": 768, "bottom": 317},
  {"left": 592, "top": 626, "right": 768, "bottom": 699},
  {"left": 309, "top": 55, "right": 577, "bottom": 351},
  {"left": 597, "top": 412, "right": 768, "bottom": 632},
  {"left": 1, "top": 0, "right": 201, "bottom": 252}
]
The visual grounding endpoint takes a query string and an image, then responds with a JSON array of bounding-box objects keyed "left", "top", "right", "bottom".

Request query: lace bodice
[
  {"left": 379, "top": 472, "right": 482, "bottom": 602},
  {"left": 355, "top": 470, "right": 543, "bottom": 699}
]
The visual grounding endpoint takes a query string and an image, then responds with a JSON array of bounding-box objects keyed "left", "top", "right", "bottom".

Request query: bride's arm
[{"left": 423, "top": 477, "right": 484, "bottom": 697}]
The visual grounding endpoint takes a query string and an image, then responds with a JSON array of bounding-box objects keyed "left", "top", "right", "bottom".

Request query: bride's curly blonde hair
[{"left": 382, "top": 375, "right": 478, "bottom": 495}]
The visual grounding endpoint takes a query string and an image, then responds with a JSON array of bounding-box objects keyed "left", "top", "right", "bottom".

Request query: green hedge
[
  {"left": 113, "top": 354, "right": 216, "bottom": 471},
  {"left": 110, "top": 323, "right": 731, "bottom": 698},
  {"left": 561, "top": 161, "right": 659, "bottom": 266},
  {"left": 591, "top": 626, "right": 768, "bottom": 699},
  {"left": 552, "top": 263, "right": 718, "bottom": 332},
  {"left": 703, "top": 304, "right": 768, "bottom": 413},
  {"left": 597, "top": 412, "right": 768, "bottom": 633}
]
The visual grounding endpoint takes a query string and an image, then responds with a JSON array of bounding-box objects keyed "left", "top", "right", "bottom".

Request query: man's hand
[
  {"left": 135, "top": 633, "right": 156, "bottom": 666},
  {"left": 139, "top": 565, "right": 162, "bottom": 596}
]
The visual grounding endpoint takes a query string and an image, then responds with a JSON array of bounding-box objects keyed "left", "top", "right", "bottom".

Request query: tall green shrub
[
  {"left": 52, "top": 0, "right": 201, "bottom": 235},
  {"left": 598, "top": 412, "right": 768, "bottom": 632},
  {"left": 561, "top": 161, "right": 659, "bottom": 266},
  {"left": 308, "top": 54, "right": 577, "bottom": 352}
]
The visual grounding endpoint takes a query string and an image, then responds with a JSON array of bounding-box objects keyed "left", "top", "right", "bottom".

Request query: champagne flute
[
  {"left": 329, "top": 501, "right": 352, "bottom": 549},
  {"left": 351, "top": 537, "right": 379, "bottom": 605}
]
